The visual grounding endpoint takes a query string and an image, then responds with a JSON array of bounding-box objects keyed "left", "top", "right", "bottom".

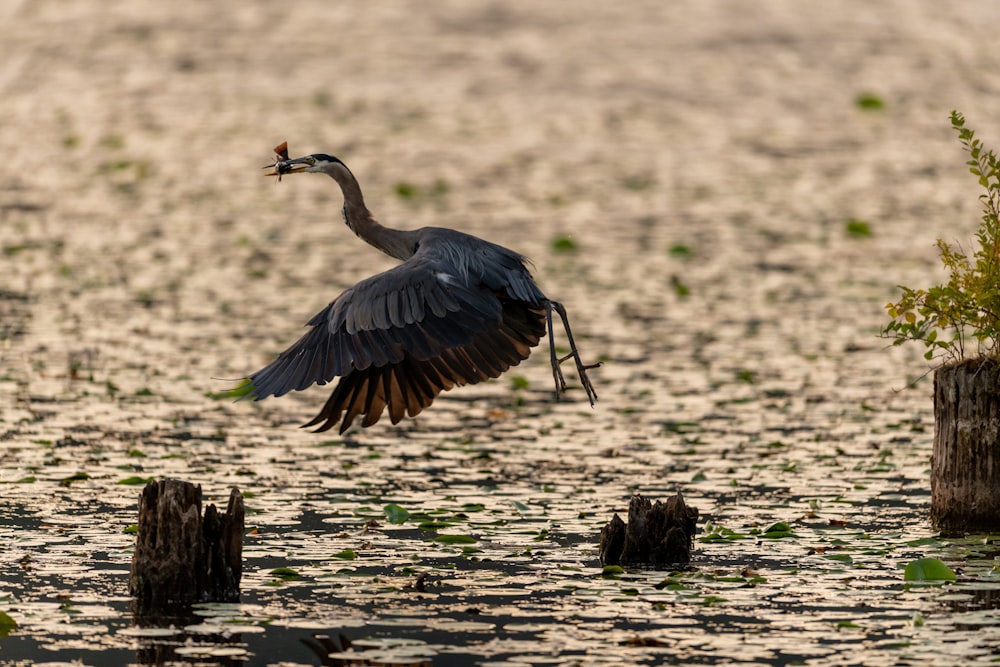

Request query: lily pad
[
  {"left": 434, "top": 534, "right": 477, "bottom": 545},
  {"left": 0, "top": 611, "right": 16, "bottom": 637},
  {"left": 904, "top": 557, "right": 956, "bottom": 581},
  {"left": 383, "top": 503, "right": 410, "bottom": 525}
]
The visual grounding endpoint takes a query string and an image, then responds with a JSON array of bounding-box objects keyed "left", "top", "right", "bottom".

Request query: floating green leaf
[
  {"left": 760, "top": 521, "right": 798, "bottom": 539},
  {"left": 823, "top": 553, "right": 853, "bottom": 564},
  {"left": 602, "top": 565, "right": 624, "bottom": 577},
  {"left": 510, "top": 375, "right": 530, "bottom": 390},
  {"left": 669, "top": 243, "right": 693, "bottom": 258},
  {"left": 118, "top": 476, "right": 155, "bottom": 486},
  {"left": 383, "top": 503, "right": 410, "bottom": 525},
  {"left": 269, "top": 567, "right": 300, "bottom": 580},
  {"left": 904, "top": 557, "right": 956, "bottom": 581},
  {"left": 551, "top": 234, "right": 577, "bottom": 253},
  {"left": 700, "top": 525, "right": 753, "bottom": 542},
  {"left": 846, "top": 218, "right": 872, "bottom": 238},
  {"left": 395, "top": 182, "right": 417, "bottom": 199},
  {"left": 670, "top": 275, "right": 690, "bottom": 298},
  {"left": 59, "top": 472, "right": 89, "bottom": 487},
  {"left": 701, "top": 595, "right": 727, "bottom": 606},
  {"left": 0, "top": 611, "right": 16, "bottom": 637},
  {"left": 332, "top": 549, "right": 358, "bottom": 560},
  {"left": 434, "top": 534, "right": 477, "bottom": 545},
  {"left": 855, "top": 93, "right": 884, "bottom": 110}
]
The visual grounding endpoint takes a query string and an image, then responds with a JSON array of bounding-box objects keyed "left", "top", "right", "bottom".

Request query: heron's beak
[{"left": 263, "top": 156, "right": 312, "bottom": 179}]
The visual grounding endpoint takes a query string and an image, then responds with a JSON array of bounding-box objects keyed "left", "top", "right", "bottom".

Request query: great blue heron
[{"left": 240, "top": 144, "right": 599, "bottom": 433}]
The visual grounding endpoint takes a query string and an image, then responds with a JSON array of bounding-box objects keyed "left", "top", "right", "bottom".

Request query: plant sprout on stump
[{"left": 883, "top": 111, "right": 1000, "bottom": 535}]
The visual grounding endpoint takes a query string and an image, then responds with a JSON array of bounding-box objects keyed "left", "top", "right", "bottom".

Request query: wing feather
[{"left": 246, "top": 238, "right": 549, "bottom": 432}]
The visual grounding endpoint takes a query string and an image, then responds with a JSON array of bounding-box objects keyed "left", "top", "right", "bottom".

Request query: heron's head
[{"left": 265, "top": 153, "right": 348, "bottom": 180}]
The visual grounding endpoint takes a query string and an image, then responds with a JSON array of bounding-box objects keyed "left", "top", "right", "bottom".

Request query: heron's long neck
[{"left": 329, "top": 169, "right": 417, "bottom": 261}]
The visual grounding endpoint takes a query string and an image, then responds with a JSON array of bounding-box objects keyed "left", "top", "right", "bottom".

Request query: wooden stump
[
  {"left": 129, "top": 479, "right": 244, "bottom": 605},
  {"left": 932, "top": 358, "right": 1000, "bottom": 534},
  {"left": 599, "top": 493, "right": 699, "bottom": 567}
]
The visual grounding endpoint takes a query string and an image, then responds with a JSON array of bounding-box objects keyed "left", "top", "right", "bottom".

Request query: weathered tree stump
[
  {"left": 932, "top": 358, "right": 1000, "bottom": 535},
  {"left": 129, "top": 479, "right": 244, "bottom": 605},
  {"left": 599, "top": 493, "right": 698, "bottom": 567}
]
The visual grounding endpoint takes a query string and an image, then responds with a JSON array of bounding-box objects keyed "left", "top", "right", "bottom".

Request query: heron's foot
[
  {"left": 555, "top": 349, "right": 600, "bottom": 406},
  {"left": 546, "top": 300, "right": 600, "bottom": 406}
]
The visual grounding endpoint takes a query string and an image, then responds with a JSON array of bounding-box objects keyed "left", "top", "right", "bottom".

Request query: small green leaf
[
  {"left": 269, "top": 567, "right": 300, "bottom": 580},
  {"left": 855, "top": 93, "right": 884, "bottom": 110},
  {"left": 383, "top": 503, "right": 410, "bottom": 525},
  {"left": 761, "top": 521, "right": 798, "bottom": 538},
  {"left": 846, "top": 218, "right": 872, "bottom": 238},
  {"left": 669, "top": 243, "right": 693, "bottom": 258},
  {"left": 823, "top": 553, "right": 853, "bottom": 564},
  {"left": 395, "top": 182, "right": 417, "bottom": 199},
  {"left": 701, "top": 595, "right": 727, "bottom": 606},
  {"left": 118, "top": 476, "right": 155, "bottom": 486},
  {"left": 510, "top": 375, "right": 530, "bottom": 390},
  {"left": 602, "top": 565, "right": 625, "bottom": 577},
  {"left": 332, "top": 549, "right": 357, "bottom": 560},
  {"left": 434, "top": 534, "right": 477, "bottom": 545},
  {"left": 0, "top": 611, "right": 17, "bottom": 637},
  {"left": 59, "top": 472, "right": 90, "bottom": 487},
  {"left": 904, "top": 557, "right": 956, "bottom": 581},
  {"left": 551, "top": 234, "right": 578, "bottom": 253},
  {"left": 670, "top": 275, "right": 690, "bottom": 298}
]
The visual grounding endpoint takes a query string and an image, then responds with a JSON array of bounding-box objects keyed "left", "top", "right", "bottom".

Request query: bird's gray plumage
[{"left": 244, "top": 149, "right": 597, "bottom": 433}]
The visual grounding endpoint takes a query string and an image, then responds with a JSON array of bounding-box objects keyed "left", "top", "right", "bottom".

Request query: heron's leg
[
  {"left": 548, "top": 300, "right": 600, "bottom": 406},
  {"left": 546, "top": 303, "right": 568, "bottom": 395}
]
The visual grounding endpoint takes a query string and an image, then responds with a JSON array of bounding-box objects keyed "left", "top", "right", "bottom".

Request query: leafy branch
[{"left": 883, "top": 111, "right": 1000, "bottom": 361}]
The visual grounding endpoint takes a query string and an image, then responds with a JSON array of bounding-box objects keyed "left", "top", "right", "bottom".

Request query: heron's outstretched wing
[
  {"left": 304, "top": 297, "right": 545, "bottom": 433},
  {"left": 245, "top": 254, "right": 546, "bottom": 432}
]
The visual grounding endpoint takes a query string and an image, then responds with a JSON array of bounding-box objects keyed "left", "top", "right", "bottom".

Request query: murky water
[{"left": 4, "top": 1, "right": 1000, "bottom": 665}]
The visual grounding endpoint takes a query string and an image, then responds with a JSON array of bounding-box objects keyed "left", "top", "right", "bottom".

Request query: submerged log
[
  {"left": 599, "top": 493, "right": 699, "bottom": 567},
  {"left": 129, "top": 479, "right": 244, "bottom": 605},
  {"left": 932, "top": 358, "right": 1000, "bottom": 534}
]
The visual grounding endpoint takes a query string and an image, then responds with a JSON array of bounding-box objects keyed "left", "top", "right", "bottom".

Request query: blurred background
[{"left": 3, "top": 0, "right": 999, "bottom": 440}]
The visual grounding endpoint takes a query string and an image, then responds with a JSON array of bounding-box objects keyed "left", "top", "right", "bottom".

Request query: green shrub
[{"left": 883, "top": 111, "right": 1000, "bottom": 361}]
